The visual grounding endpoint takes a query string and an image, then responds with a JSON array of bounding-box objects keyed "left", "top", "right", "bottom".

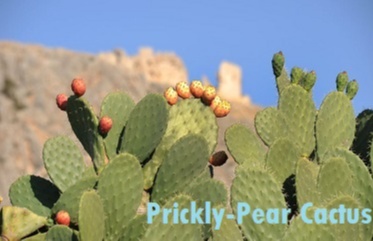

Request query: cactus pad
[
  {"left": 97, "top": 153, "right": 143, "bottom": 241},
  {"left": 43, "top": 136, "right": 86, "bottom": 192},
  {"left": 316, "top": 91, "right": 355, "bottom": 158},
  {"left": 1, "top": 206, "right": 48, "bottom": 241},
  {"left": 151, "top": 134, "right": 209, "bottom": 203},
  {"left": 254, "top": 107, "right": 287, "bottom": 146},
  {"left": 120, "top": 94, "right": 168, "bottom": 163},
  {"left": 45, "top": 225, "right": 78, "bottom": 241},
  {"left": 79, "top": 190, "right": 105, "bottom": 241},
  {"left": 231, "top": 165, "right": 287, "bottom": 241},
  {"left": 265, "top": 138, "right": 301, "bottom": 184},
  {"left": 295, "top": 158, "right": 320, "bottom": 208},
  {"left": 9, "top": 175, "right": 60, "bottom": 217},
  {"left": 66, "top": 96, "right": 105, "bottom": 171},
  {"left": 279, "top": 85, "right": 316, "bottom": 156},
  {"left": 100, "top": 91, "right": 135, "bottom": 160},
  {"left": 119, "top": 214, "right": 148, "bottom": 241},
  {"left": 225, "top": 124, "right": 266, "bottom": 166}
]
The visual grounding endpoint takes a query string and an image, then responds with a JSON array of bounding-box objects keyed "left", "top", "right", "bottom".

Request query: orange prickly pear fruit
[
  {"left": 164, "top": 87, "right": 178, "bottom": 105},
  {"left": 175, "top": 81, "right": 191, "bottom": 99},
  {"left": 56, "top": 93, "right": 68, "bottom": 111},
  {"left": 71, "top": 78, "right": 86, "bottom": 97},
  {"left": 202, "top": 85, "right": 216, "bottom": 105},
  {"left": 99, "top": 116, "right": 113, "bottom": 135},
  {"left": 214, "top": 99, "right": 231, "bottom": 117},
  {"left": 190, "top": 80, "right": 205, "bottom": 98},
  {"left": 55, "top": 210, "right": 70, "bottom": 226},
  {"left": 210, "top": 96, "right": 221, "bottom": 110}
]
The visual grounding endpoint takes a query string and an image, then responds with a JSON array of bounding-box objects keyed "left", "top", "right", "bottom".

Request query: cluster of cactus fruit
[{"left": 2, "top": 51, "right": 373, "bottom": 241}]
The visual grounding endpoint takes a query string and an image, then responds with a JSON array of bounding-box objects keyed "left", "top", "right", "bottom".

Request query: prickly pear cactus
[
  {"left": 1, "top": 77, "right": 230, "bottom": 240},
  {"left": 226, "top": 52, "right": 372, "bottom": 241}
]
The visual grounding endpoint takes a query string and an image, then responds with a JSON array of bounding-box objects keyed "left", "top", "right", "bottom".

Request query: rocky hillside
[{"left": 0, "top": 41, "right": 261, "bottom": 204}]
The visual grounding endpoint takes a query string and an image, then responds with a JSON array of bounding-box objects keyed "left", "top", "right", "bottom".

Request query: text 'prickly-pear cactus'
[{"left": 1, "top": 77, "right": 230, "bottom": 241}]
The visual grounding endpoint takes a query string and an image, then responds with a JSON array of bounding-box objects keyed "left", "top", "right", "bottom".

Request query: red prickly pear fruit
[
  {"left": 71, "top": 78, "right": 86, "bottom": 97},
  {"left": 99, "top": 116, "right": 113, "bottom": 135},
  {"left": 202, "top": 86, "right": 216, "bottom": 105},
  {"left": 175, "top": 81, "right": 191, "bottom": 99},
  {"left": 209, "top": 151, "right": 228, "bottom": 166},
  {"left": 164, "top": 87, "right": 178, "bottom": 105},
  {"left": 210, "top": 96, "right": 221, "bottom": 111},
  {"left": 190, "top": 80, "right": 205, "bottom": 98},
  {"left": 214, "top": 99, "right": 231, "bottom": 118},
  {"left": 56, "top": 94, "right": 68, "bottom": 111},
  {"left": 55, "top": 210, "right": 70, "bottom": 226}
]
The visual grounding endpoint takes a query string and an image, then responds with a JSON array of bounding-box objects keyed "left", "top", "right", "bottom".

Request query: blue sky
[{"left": 1, "top": 0, "right": 372, "bottom": 114}]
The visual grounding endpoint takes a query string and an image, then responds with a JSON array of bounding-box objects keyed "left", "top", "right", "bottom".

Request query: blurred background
[
  {"left": 0, "top": 1, "right": 372, "bottom": 203},
  {"left": 1, "top": 0, "right": 372, "bottom": 112}
]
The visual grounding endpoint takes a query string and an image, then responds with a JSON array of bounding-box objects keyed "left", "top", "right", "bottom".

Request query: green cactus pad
[
  {"left": 231, "top": 165, "right": 287, "bottom": 241},
  {"left": 279, "top": 85, "right": 316, "bottom": 156},
  {"left": 79, "top": 190, "right": 105, "bottom": 241},
  {"left": 43, "top": 136, "right": 86, "bottom": 192},
  {"left": 336, "top": 71, "right": 349, "bottom": 92},
  {"left": 275, "top": 68, "right": 291, "bottom": 97},
  {"left": 45, "top": 225, "right": 78, "bottom": 241},
  {"left": 281, "top": 215, "right": 334, "bottom": 241},
  {"left": 346, "top": 80, "right": 359, "bottom": 100},
  {"left": 265, "top": 138, "right": 301, "bottom": 184},
  {"left": 317, "top": 157, "right": 353, "bottom": 203},
  {"left": 143, "top": 98, "right": 218, "bottom": 189},
  {"left": 211, "top": 212, "right": 243, "bottom": 241},
  {"left": 1, "top": 206, "right": 48, "bottom": 241},
  {"left": 142, "top": 194, "right": 203, "bottom": 241},
  {"left": 352, "top": 109, "right": 373, "bottom": 166},
  {"left": 97, "top": 153, "right": 143, "bottom": 241},
  {"left": 301, "top": 70, "right": 317, "bottom": 92},
  {"left": 119, "top": 214, "right": 148, "bottom": 241},
  {"left": 184, "top": 178, "right": 228, "bottom": 207},
  {"left": 120, "top": 94, "right": 168, "bottom": 163},
  {"left": 66, "top": 96, "right": 105, "bottom": 172},
  {"left": 100, "top": 91, "right": 135, "bottom": 160},
  {"left": 322, "top": 148, "right": 373, "bottom": 211},
  {"left": 52, "top": 176, "right": 97, "bottom": 224},
  {"left": 316, "top": 91, "right": 355, "bottom": 159},
  {"left": 9, "top": 175, "right": 60, "bottom": 217},
  {"left": 254, "top": 107, "right": 288, "bottom": 146},
  {"left": 21, "top": 233, "right": 46, "bottom": 241},
  {"left": 290, "top": 67, "right": 304, "bottom": 85},
  {"left": 295, "top": 158, "right": 320, "bottom": 207},
  {"left": 326, "top": 195, "right": 367, "bottom": 241},
  {"left": 225, "top": 124, "right": 266, "bottom": 166},
  {"left": 151, "top": 134, "right": 209, "bottom": 203},
  {"left": 272, "top": 51, "right": 285, "bottom": 78}
]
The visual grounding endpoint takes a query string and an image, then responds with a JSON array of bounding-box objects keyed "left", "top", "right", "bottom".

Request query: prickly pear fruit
[
  {"left": 272, "top": 51, "right": 285, "bottom": 77},
  {"left": 56, "top": 93, "right": 68, "bottom": 111},
  {"left": 71, "top": 78, "right": 86, "bottom": 97},
  {"left": 336, "top": 71, "right": 349, "bottom": 92},
  {"left": 303, "top": 70, "right": 317, "bottom": 91},
  {"left": 190, "top": 80, "right": 205, "bottom": 98},
  {"left": 202, "top": 86, "right": 217, "bottom": 105},
  {"left": 290, "top": 67, "right": 304, "bottom": 84},
  {"left": 214, "top": 99, "right": 231, "bottom": 117},
  {"left": 210, "top": 96, "right": 222, "bottom": 110},
  {"left": 55, "top": 210, "right": 70, "bottom": 226},
  {"left": 99, "top": 116, "right": 113, "bottom": 135},
  {"left": 164, "top": 87, "right": 178, "bottom": 105},
  {"left": 346, "top": 80, "right": 359, "bottom": 100},
  {"left": 209, "top": 150, "right": 228, "bottom": 166},
  {"left": 175, "top": 81, "right": 191, "bottom": 99}
]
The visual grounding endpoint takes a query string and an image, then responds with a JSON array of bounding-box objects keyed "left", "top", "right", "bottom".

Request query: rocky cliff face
[{"left": 0, "top": 41, "right": 261, "bottom": 204}]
